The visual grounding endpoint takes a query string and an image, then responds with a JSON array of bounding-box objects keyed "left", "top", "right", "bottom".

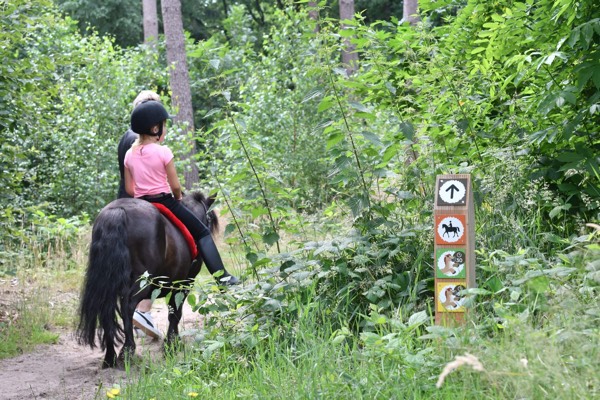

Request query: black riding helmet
[{"left": 130, "top": 100, "right": 174, "bottom": 137}]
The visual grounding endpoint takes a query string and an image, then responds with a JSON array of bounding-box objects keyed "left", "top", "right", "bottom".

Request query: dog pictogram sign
[
  {"left": 437, "top": 178, "right": 468, "bottom": 206},
  {"left": 436, "top": 248, "right": 466, "bottom": 278},
  {"left": 436, "top": 281, "right": 467, "bottom": 313},
  {"left": 435, "top": 214, "right": 466, "bottom": 244}
]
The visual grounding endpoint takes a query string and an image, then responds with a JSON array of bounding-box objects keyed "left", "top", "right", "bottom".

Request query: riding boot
[{"left": 197, "top": 235, "right": 240, "bottom": 286}]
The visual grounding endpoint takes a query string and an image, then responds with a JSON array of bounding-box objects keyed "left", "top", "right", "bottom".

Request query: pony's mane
[
  {"left": 185, "top": 191, "right": 219, "bottom": 233},
  {"left": 187, "top": 191, "right": 208, "bottom": 203}
]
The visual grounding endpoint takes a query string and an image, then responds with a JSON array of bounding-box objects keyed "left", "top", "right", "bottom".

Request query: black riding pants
[{"left": 141, "top": 193, "right": 210, "bottom": 241}]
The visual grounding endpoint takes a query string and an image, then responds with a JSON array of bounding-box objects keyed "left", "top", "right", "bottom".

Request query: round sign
[
  {"left": 437, "top": 250, "right": 465, "bottom": 277},
  {"left": 439, "top": 283, "right": 466, "bottom": 311},
  {"left": 436, "top": 216, "right": 465, "bottom": 243},
  {"left": 439, "top": 179, "right": 466, "bottom": 204}
]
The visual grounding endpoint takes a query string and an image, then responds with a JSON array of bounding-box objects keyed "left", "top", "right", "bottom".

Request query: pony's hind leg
[
  {"left": 117, "top": 292, "right": 138, "bottom": 367},
  {"left": 102, "top": 343, "right": 118, "bottom": 369}
]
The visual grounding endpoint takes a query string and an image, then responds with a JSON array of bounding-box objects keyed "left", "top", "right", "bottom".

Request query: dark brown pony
[{"left": 76, "top": 192, "right": 217, "bottom": 368}]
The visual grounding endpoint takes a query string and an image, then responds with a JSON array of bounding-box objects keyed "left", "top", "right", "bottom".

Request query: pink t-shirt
[{"left": 124, "top": 143, "right": 174, "bottom": 198}]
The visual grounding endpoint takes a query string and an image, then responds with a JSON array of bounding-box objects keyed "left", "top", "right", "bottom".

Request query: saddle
[{"left": 151, "top": 203, "right": 198, "bottom": 259}]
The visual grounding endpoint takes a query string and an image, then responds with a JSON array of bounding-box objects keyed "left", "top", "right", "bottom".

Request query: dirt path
[{"left": 0, "top": 302, "right": 203, "bottom": 400}]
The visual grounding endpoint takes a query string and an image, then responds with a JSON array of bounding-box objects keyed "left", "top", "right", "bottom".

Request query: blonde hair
[
  {"left": 132, "top": 90, "right": 162, "bottom": 148},
  {"left": 132, "top": 90, "right": 160, "bottom": 109}
]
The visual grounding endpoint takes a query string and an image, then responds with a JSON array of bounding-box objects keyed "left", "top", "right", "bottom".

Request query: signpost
[{"left": 434, "top": 175, "right": 475, "bottom": 325}]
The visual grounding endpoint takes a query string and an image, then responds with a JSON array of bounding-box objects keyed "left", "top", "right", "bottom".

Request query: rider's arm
[
  {"left": 124, "top": 167, "right": 135, "bottom": 197},
  {"left": 165, "top": 159, "right": 182, "bottom": 200}
]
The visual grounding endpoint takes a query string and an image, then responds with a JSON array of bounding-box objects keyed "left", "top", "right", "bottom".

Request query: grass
[
  {"left": 2, "top": 211, "right": 598, "bottom": 400},
  {"left": 0, "top": 228, "right": 87, "bottom": 359},
  {"left": 111, "top": 248, "right": 598, "bottom": 400},
  {"left": 0, "top": 297, "right": 60, "bottom": 358}
]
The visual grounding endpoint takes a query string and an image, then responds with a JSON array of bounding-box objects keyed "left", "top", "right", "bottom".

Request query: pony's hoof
[{"left": 101, "top": 359, "right": 122, "bottom": 370}]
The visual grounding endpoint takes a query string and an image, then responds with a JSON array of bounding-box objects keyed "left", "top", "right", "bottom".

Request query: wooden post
[{"left": 434, "top": 174, "right": 475, "bottom": 325}]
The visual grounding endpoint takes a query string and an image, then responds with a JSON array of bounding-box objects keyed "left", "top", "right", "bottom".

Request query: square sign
[
  {"left": 435, "top": 214, "right": 466, "bottom": 245},
  {"left": 436, "top": 248, "right": 466, "bottom": 278},
  {"left": 437, "top": 178, "right": 468, "bottom": 206},
  {"left": 436, "top": 281, "right": 467, "bottom": 313}
]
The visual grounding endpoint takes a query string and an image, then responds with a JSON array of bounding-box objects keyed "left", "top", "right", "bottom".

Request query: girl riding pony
[{"left": 124, "top": 100, "right": 238, "bottom": 286}]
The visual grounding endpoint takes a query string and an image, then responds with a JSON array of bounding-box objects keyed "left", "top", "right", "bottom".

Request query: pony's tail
[{"left": 77, "top": 207, "right": 131, "bottom": 350}]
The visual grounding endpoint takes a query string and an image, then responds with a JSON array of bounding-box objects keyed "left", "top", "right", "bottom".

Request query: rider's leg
[{"left": 160, "top": 196, "right": 239, "bottom": 286}]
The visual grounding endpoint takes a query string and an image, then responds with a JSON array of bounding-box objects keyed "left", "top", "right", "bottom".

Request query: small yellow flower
[
  {"left": 188, "top": 393, "right": 199, "bottom": 398},
  {"left": 107, "top": 388, "right": 120, "bottom": 398}
]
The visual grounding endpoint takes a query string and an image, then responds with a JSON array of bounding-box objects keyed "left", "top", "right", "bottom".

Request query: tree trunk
[
  {"left": 339, "top": 0, "right": 358, "bottom": 75},
  {"left": 308, "top": 1, "right": 319, "bottom": 32},
  {"left": 142, "top": 0, "right": 158, "bottom": 44},
  {"left": 161, "top": 0, "right": 198, "bottom": 189},
  {"left": 403, "top": 0, "right": 420, "bottom": 26}
]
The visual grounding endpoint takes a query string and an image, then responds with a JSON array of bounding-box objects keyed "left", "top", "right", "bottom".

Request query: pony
[
  {"left": 76, "top": 192, "right": 218, "bottom": 368},
  {"left": 440, "top": 253, "right": 458, "bottom": 275}
]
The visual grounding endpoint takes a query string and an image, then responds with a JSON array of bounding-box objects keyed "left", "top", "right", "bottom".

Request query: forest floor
[{"left": 0, "top": 276, "right": 203, "bottom": 400}]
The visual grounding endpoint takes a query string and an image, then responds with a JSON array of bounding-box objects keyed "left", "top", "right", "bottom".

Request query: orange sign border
[{"left": 435, "top": 214, "right": 466, "bottom": 245}]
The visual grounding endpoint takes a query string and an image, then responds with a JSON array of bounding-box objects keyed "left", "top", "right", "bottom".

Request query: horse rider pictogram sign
[
  {"left": 435, "top": 214, "right": 466, "bottom": 245},
  {"left": 434, "top": 174, "right": 475, "bottom": 325}
]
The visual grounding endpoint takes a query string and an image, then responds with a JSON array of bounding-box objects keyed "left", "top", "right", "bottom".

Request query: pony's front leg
[{"left": 164, "top": 290, "right": 186, "bottom": 353}]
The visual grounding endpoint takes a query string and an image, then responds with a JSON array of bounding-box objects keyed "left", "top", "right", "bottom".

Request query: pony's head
[{"left": 182, "top": 191, "right": 219, "bottom": 234}]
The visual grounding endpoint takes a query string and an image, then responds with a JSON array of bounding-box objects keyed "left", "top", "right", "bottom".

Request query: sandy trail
[{"left": 0, "top": 302, "right": 203, "bottom": 400}]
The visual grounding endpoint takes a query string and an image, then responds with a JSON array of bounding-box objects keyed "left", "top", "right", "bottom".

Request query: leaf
[
  {"left": 360, "top": 131, "right": 382, "bottom": 147},
  {"left": 544, "top": 51, "right": 567, "bottom": 65},
  {"left": 381, "top": 144, "right": 399, "bottom": 165},
  {"left": 556, "top": 152, "right": 584, "bottom": 162},
  {"left": 526, "top": 276, "right": 549, "bottom": 293},
  {"left": 385, "top": 81, "right": 397, "bottom": 95},
  {"left": 399, "top": 121, "right": 415, "bottom": 141},
  {"left": 224, "top": 223, "right": 236, "bottom": 235},
  {"left": 228, "top": 170, "right": 247, "bottom": 184},
  {"left": 538, "top": 92, "right": 559, "bottom": 115},
  {"left": 302, "top": 88, "right": 323, "bottom": 103},
  {"left": 593, "top": 68, "right": 600, "bottom": 89},
  {"left": 222, "top": 91, "right": 231, "bottom": 102},
  {"left": 317, "top": 96, "right": 334, "bottom": 112},
  {"left": 262, "top": 230, "right": 280, "bottom": 246},
  {"left": 407, "top": 311, "right": 428, "bottom": 327},
  {"left": 326, "top": 131, "right": 344, "bottom": 150},
  {"left": 349, "top": 101, "right": 370, "bottom": 113},
  {"left": 549, "top": 205, "right": 567, "bottom": 220},
  {"left": 333, "top": 67, "right": 349, "bottom": 78},
  {"left": 471, "top": 47, "right": 487, "bottom": 54},
  {"left": 187, "top": 293, "right": 196, "bottom": 307},
  {"left": 209, "top": 59, "right": 221, "bottom": 70},
  {"left": 175, "top": 292, "right": 185, "bottom": 309},
  {"left": 348, "top": 193, "right": 370, "bottom": 218},
  {"left": 203, "top": 108, "right": 221, "bottom": 119},
  {"left": 246, "top": 252, "right": 258, "bottom": 264},
  {"left": 484, "top": 276, "right": 503, "bottom": 292}
]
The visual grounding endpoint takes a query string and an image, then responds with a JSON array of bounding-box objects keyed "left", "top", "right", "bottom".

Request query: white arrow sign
[{"left": 438, "top": 179, "right": 466, "bottom": 205}]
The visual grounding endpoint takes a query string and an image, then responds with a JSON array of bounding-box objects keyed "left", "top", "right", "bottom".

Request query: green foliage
[
  {"left": 54, "top": 0, "right": 142, "bottom": 47},
  {"left": 0, "top": 0, "right": 168, "bottom": 241},
  {"left": 2, "top": 1, "right": 600, "bottom": 397}
]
